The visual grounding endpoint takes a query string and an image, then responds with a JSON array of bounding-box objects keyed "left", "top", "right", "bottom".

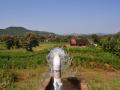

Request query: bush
[{"left": 100, "top": 36, "right": 120, "bottom": 57}]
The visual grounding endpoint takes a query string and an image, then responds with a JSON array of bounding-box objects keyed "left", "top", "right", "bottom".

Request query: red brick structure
[
  {"left": 70, "top": 36, "right": 94, "bottom": 46},
  {"left": 70, "top": 36, "right": 77, "bottom": 46}
]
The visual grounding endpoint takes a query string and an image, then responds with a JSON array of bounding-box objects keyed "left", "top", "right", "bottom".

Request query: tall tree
[
  {"left": 5, "top": 36, "right": 14, "bottom": 50},
  {"left": 14, "top": 37, "right": 21, "bottom": 49},
  {"left": 91, "top": 34, "right": 100, "bottom": 44},
  {"left": 24, "top": 32, "right": 39, "bottom": 51}
]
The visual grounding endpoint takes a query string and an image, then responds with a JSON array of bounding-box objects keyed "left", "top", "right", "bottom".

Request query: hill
[{"left": 0, "top": 26, "right": 56, "bottom": 36}]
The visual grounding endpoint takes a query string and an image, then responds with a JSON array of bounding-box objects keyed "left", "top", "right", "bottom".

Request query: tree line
[
  {"left": 0, "top": 32, "right": 39, "bottom": 51},
  {"left": 0, "top": 31, "right": 120, "bottom": 56},
  {"left": 0, "top": 32, "right": 69, "bottom": 51}
]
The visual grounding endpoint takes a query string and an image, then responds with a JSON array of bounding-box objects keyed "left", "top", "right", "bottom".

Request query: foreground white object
[
  {"left": 53, "top": 54, "right": 62, "bottom": 90},
  {"left": 47, "top": 47, "right": 71, "bottom": 90}
]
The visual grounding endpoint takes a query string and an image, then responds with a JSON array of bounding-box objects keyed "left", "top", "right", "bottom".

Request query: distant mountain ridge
[
  {"left": 0, "top": 26, "right": 119, "bottom": 36},
  {"left": 0, "top": 26, "right": 56, "bottom": 36}
]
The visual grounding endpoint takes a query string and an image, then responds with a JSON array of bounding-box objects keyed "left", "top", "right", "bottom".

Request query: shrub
[{"left": 100, "top": 36, "right": 120, "bottom": 57}]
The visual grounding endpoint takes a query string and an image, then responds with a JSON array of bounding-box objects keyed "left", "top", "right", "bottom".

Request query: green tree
[
  {"left": 14, "top": 38, "right": 20, "bottom": 49},
  {"left": 24, "top": 32, "right": 39, "bottom": 51},
  {"left": 100, "top": 36, "right": 120, "bottom": 57},
  {"left": 5, "top": 36, "right": 14, "bottom": 50},
  {"left": 91, "top": 34, "right": 100, "bottom": 44}
]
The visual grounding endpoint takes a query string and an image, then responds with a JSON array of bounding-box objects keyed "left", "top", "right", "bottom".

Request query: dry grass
[{"left": 8, "top": 65, "right": 48, "bottom": 90}]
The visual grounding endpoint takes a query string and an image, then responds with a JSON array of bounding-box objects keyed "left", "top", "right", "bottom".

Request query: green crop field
[
  {"left": 67, "top": 46, "right": 120, "bottom": 69},
  {"left": 0, "top": 42, "right": 120, "bottom": 90}
]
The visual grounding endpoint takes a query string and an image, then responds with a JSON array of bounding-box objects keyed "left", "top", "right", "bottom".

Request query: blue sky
[{"left": 0, "top": 0, "right": 120, "bottom": 34}]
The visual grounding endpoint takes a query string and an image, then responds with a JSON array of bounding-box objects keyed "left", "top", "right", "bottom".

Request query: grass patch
[
  {"left": 88, "top": 78, "right": 120, "bottom": 90},
  {"left": 66, "top": 46, "right": 120, "bottom": 69}
]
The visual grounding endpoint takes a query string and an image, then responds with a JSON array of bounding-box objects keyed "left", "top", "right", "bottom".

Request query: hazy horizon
[{"left": 0, "top": 0, "right": 120, "bottom": 34}]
